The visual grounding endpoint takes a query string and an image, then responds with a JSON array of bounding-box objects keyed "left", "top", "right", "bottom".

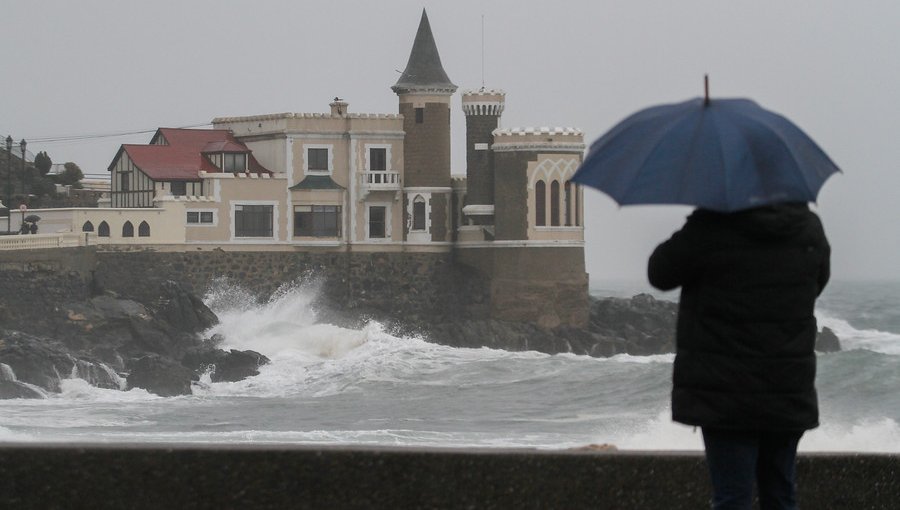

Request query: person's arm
[{"left": 647, "top": 218, "right": 700, "bottom": 291}]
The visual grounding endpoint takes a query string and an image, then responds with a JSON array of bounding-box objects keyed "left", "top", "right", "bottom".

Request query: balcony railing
[{"left": 362, "top": 171, "right": 401, "bottom": 190}]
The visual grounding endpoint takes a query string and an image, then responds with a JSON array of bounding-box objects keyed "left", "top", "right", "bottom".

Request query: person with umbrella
[{"left": 573, "top": 80, "right": 837, "bottom": 510}]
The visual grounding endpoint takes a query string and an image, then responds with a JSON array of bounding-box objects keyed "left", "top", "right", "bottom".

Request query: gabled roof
[
  {"left": 392, "top": 9, "right": 457, "bottom": 94},
  {"left": 109, "top": 128, "right": 271, "bottom": 180}
]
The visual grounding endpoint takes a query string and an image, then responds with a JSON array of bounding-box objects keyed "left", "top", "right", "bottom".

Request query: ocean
[{"left": 2, "top": 279, "right": 898, "bottom": 452}]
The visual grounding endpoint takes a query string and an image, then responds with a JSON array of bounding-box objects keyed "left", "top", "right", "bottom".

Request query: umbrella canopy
[
  {"left": 571, "top": 97, "right": 840, "bottom": 212},
  {"left": 24, "top": 214, "right": 41, "bottom": 222}
]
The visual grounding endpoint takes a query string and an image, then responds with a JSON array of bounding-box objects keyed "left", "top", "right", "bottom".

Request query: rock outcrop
[{"left": 0, "top": 273, "right": 268, "bottom": 399}]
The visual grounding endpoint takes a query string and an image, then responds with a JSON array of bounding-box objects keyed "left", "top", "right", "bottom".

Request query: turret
[
  {"left": 461, "top": 89, "right": 505, "bottom": 225},
  {"left": 393, "top": 9, "right": 456, "bottom": 189}
]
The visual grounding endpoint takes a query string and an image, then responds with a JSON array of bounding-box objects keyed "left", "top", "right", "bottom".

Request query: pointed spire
[{"left": 392, "top": 9, "right": 457, "bottom": 95}]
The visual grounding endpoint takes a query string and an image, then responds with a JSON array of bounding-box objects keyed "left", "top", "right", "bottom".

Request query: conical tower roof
[{"left": 392, "top": 9, "right": 457, "bottom": 94}]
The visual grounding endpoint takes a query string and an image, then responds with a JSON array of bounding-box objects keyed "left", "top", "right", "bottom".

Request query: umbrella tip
[{"left": 704, "top": 74, "right": 710, "bottom": 106}]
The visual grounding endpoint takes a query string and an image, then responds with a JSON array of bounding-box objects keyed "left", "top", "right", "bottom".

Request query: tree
[
  {"left": 57, "top": 162, "right": 84, "bottom": 188},
  {"left": 34, "top": 151, "right": 52, "bottom": 176}
]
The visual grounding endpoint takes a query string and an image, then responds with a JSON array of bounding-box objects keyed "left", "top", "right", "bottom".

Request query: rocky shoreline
[
  {"left": 0, "top": 267, "right": 841, "bottom": 399},
  {"left": 0, "top": 278, "right": 268, "bottom": 399}
]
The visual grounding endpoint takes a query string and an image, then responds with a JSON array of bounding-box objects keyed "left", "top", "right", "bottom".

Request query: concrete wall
[{"left": 0, "top": 445, "right": 895, "bottom": 509}]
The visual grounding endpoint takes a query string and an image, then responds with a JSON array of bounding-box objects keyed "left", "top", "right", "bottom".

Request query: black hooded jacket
[{"left": 648, "top": 203, "right": 830, "bottom": 431}]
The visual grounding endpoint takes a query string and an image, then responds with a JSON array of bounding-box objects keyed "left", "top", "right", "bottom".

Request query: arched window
[
  {"left": 122, "top": 221, "right": 134, "bottom": 238},
  {"left": 535, "top": 180, "right": 546, "bottom": 226},
  {"left": 550, "top": 180, "right": 561, "bottom": 226},
  {"left": 565, "top": 181, "right": 573, "bottom": 226},
  {"left": 574, "top": 184, "right": 580, "bottom": 226},
  {"left": 412, "top": 195, "right": 426, "bottom": 231},
  {"left": 82, "top": 221, "right": 94, "bottom": 232},
  {"left": 138, "top": 221, "right": 150, "bottom": 237},
  {"left": 98, "top": 221, "right": 110, "bottom": 237}
]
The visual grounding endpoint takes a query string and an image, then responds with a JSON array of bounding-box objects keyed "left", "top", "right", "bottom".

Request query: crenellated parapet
[
  {"left": 461, "top": 89, "right": 506, "bottom": 116},
  {"left": 491, "top": 127, "right": 585, "bottom": 152}
]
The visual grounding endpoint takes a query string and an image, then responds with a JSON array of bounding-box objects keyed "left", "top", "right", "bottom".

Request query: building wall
[
  {"left": 398, "top": 97, "right": 452, "bottom": 188},
  {"left": 110, "top": 152, "right": 154, "bottom": 208},
  {"left": 455, "top": 246, "right": 589, "bottom": 329},
  {"left": 492, "top": 151, "right": 535, "bottom": 241},
  {"left": 464, "top": 115, "right": 499, "bottom": 207}
]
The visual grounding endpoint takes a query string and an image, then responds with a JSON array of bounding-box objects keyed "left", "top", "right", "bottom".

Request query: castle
[{"left": 18, "top": 10, "right": 589, "bottom": 328}]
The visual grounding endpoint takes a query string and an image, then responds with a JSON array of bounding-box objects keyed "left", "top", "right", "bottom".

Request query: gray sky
[{"left": 2, "top": 0, "right": 898, "bottom": 284}]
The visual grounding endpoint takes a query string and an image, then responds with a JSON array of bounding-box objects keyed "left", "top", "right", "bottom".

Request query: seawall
[{"left": 0, "top": 445, "right": 896, "bottom": 509}]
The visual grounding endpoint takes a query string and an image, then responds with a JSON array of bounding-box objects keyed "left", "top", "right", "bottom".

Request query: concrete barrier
[{"left": 0, "top": 445, "right": 896, "bottom": 509}]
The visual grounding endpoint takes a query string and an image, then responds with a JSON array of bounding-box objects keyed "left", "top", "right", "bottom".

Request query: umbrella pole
[{"left": 704, "top": 75, "right": 710, "bottom": 106}]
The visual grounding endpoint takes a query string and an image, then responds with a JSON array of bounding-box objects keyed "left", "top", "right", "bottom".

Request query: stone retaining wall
[
  {"left": 0, "top": 445, "right": 895, "bottom": 509},
  {"left": 92, "top": 249, "right": 490, "bottom": 330}
]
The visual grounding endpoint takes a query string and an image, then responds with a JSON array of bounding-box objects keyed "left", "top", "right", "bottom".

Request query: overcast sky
[{"left": 2, "top": 0, "right": 898, "bottom": 284}]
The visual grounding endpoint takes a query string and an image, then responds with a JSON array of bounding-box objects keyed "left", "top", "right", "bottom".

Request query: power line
[{"left": 20, "top": 122, "right": 212, "bottom": 144}]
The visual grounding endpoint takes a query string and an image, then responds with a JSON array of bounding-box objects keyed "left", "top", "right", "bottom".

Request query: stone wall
[
  {"left": 92, "top": 249, "right": 490, "bottom": 330},
  {"left": 0, "top": 446, "right": 896, "bottom": 509}
]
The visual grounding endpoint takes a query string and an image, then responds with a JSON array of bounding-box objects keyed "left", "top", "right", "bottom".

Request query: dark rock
[
  {"left": 0, "top": 380, "right": 45, "bottom": 399},
  {"left": 0, "top": 330, "right": 121, "bottom": 392},
  {"left": 126, "top": 355, "right": 195, "bottom": 397},
  {"left": 154, "top": 280, "right": 219, "bottom": 334},
  {"left": 211, "top": 350, "right": 270, "bottom": 383},
  {"left": 588, "top": 294, "right": 677, "bottom": 355},
  {"left": 816, "top": 326, "right": 841, "bottom": 353}
]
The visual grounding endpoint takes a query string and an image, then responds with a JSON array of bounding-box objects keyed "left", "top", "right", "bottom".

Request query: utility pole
[{"left": 5, "top": 136, "right": 12, "bottom": 233}]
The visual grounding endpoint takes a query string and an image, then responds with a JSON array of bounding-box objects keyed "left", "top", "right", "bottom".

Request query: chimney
[{"left": 329, "top": 97, "right": 349, "bottom": 116}]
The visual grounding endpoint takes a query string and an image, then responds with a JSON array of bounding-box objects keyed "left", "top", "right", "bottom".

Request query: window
[
  {"left": 171, "top": 181, "right": 186, "bottom": 196},
  {"left": 294, "top": 205, "right": 341, "bottom": 237},
  {"left": 122, "top": 221, "right": 134, "bottom": 237},
  {"left": 368, "top": 206, "right": 386, "bottom": 239},
  {"left": 98, "top": 221, "right": 110, "bottom": 237},
  {"left": 223, "top": 153, "right": 247, "bottom": 172},
  {"left": 138, "top": 221, "right": 150, "bottom": 237},
  {"left": 82, "top": 221, "right": 94, "bottom": 232},
  {"left": 415, "top": 108, "right": 424, "bottom": 124},
  {"left": 565, "top": 181, "right": 573, "bottom": 226},
  {"left": 412, "top": 196, "right": 426, "bottom": 231},
  {"left": 369, "top": 148, "right": 386, "bottom": 171},
  {"left": 120, "top": 175, "right": 129, "bottom": 192},
  {"left": 551, "top": 180, "right": 561, "bottom": 227},
  {"left": 535, "top": 180, "right": 546, "bottom": 226},
  {"left": 307, "top": 148, "right": 329, "bottom": 172},
  {"left": 187, "top": 211, "right": 214, "bottom": 224},
  {"left": 234, "top": 204, "right": 273, "bottom": 237}
]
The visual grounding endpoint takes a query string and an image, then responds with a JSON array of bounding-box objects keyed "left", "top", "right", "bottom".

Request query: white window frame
[
  {"left": 186, "top": 208, "right": 218, "bottom": 227},
  {"left": 364, "top": 144, "right": 392, "bottom": 172},
  {"left": 303, "top": 144, "right": 333, "bottom": 175},
  {"left": 366, "top": 202, "right": 392, "bottom": 241},
  {"left": 406, "top": 192, "right": 431, "bottom": 242}
]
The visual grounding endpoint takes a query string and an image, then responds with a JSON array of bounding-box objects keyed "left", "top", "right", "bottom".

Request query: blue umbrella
[{"left": 572, "top": 89, "right": 840, "bottom": 212}]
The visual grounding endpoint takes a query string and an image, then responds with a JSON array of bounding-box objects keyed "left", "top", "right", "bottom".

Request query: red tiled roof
[{"left": 109, "top": 128, "right": 271, "bottom": 180}]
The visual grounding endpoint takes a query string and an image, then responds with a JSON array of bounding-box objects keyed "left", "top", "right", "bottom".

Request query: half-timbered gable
[{"left": 107, "top": 128, "right": 271, "bottom": 208}]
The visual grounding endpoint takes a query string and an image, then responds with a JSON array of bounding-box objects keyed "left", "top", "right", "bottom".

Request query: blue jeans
[{"left": 701, "top": 428, "right": 803, "bottom": 510}]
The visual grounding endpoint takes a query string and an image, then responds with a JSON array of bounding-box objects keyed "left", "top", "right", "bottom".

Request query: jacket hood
[{"left": 694, "top": 202, "right": 813, "bottom": 239}]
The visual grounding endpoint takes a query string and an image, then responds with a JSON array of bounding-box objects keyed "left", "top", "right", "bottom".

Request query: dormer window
[{"left": 223, "top": 153, "right": 247, "bottom": 172}]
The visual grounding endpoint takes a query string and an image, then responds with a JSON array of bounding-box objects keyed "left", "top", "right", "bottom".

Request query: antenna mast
[{"left": 481, "top": 15, "right": 485, "bottom": 90}]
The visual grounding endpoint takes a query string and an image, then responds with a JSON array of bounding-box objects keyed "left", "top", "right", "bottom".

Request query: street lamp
[
  {"left": 20, "top": 139, "right": 27, "bottom": 204},
  {"left": 5, "top": 135, "right": 11, "bottom": 233}
]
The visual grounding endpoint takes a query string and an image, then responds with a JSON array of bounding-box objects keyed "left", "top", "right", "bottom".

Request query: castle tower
[
  {"left": 393, "top": 9, "right": 457, "bottom": 242},
  {"left": 461, "top": 89, "right": 505, "bottom": 226}
]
